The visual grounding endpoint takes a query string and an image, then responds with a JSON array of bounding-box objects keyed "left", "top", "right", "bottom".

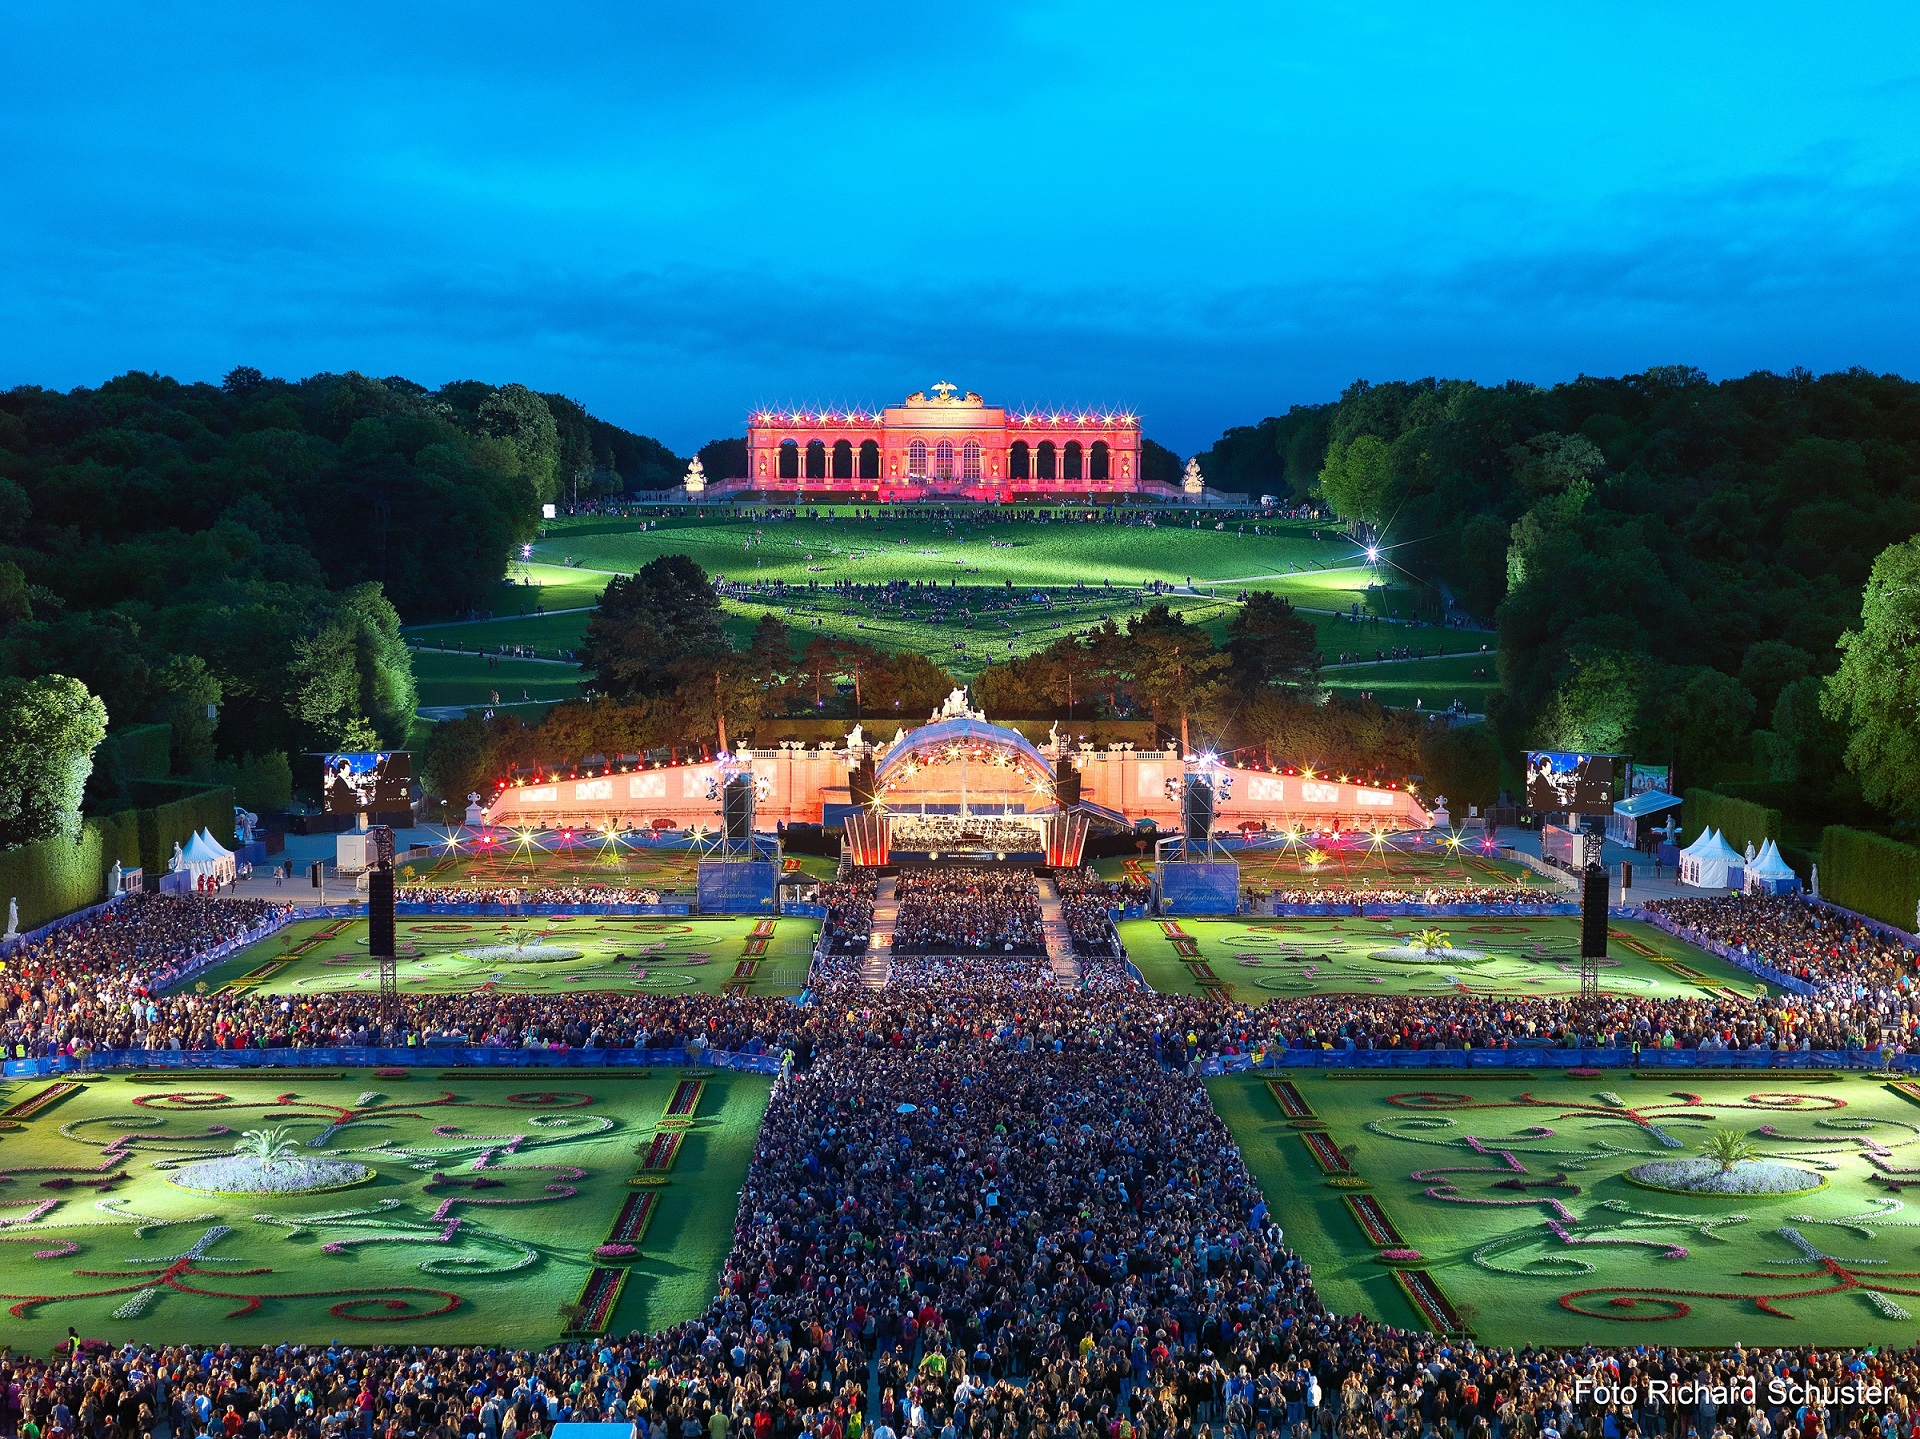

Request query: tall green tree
[
  {"left": 290, "top": 583, "right": 416, "bottom": 748},
  {"left": 578, "top": 555, "right": 728, "bottom": 700},
  {"left": 1225, "top": 591, "right": 1320, "bottom": 693},
  {"left": 1128, "top": 611, "right": 1229, "bottom": 751},
  {"left": 1824, "top": 536, "right": 1920, "bottom": 821},
  {"left": 0, "top": 674, "right": 108, "bottom": 846}
]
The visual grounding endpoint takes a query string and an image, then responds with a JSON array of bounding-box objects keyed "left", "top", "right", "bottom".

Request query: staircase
[
  {"left": 859, "top": 875, "right": 897, "bottom": 990},
  {"left": 1034, "top": 876, "right": 1081, "bottom": 987}
]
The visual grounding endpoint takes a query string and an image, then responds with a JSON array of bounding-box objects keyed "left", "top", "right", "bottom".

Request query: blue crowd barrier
[
  {"left": 780, "top": 902, "right": 827, "bottom": 918},
  {"left": 1184, "top": 1045, "right": 1908, "bottom": 1076},
  {"left": 1270, "top": 902, "right": 1579, "bottom": 918},
  {"left": 5, "top": 1043, "right": 786, "bottom": 1079},
  {"left": 397, "top": 902, "right": 693, "bottom": 916}
]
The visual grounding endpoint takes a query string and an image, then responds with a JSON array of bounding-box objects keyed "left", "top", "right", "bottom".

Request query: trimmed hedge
[
  {"left": 85, "top": 723, "right": 174, "bottom": 806},
  {"left": 1681, "top": 787, "right": 1782, "bottom": 856},
  {"left": 1817, "top": 826, "right": 1920, "bottom": 934},
  {"left": 130, "top": 780, "right": 236, "bottom": 876},
  {"left": 0, "top": 812, "right": 141, "bottom": 932}
]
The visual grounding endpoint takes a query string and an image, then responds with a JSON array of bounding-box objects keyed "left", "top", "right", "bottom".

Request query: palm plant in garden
[
  {"left": 1410, "top": 928, "right": 1452, "bottom": 955},
  {"left": 1701, "top": 1129, "right": 1759, "bottom": 1172},
  {"left": 236, "top": 1127, "right": 301, "bottom": 1165}
]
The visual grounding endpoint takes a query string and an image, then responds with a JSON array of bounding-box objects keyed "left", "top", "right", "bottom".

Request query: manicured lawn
[
  {"left": 1321, "top": 653, "right": 1502, "bottom": 713},
  {"left": 0, "top": 1070, "right": 768, "bottom": 1348},
  {"left": 397, "top": 846, "right": 706, "bottom": 893},
  {"left": 541, "top": 514, "right": 1371, "bottom": 593},
  {"left": 409, "top": 648, "right": 585, "bottom": 710},
  {"left": 1229, "top": 842, "right": 1534, "bottom": 894},
  {"left": 1209, "top": 1070, "right": 1920, "bottom": 1348},
  {"left": 198, "top": 915, "right": 817, "bottom": 999},
  {"left": 1121, "top": 915, "right": 1774, "bottom": 1001},
  {"left": 409, "top": 612, "right": 590, "bottom": 657}
]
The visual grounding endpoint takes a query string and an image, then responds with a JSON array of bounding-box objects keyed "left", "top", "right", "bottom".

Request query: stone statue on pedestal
[
  {"left": 109, "top": 859, "right": 123, "bottom": 895},
  {"left": 3, "top": 897, "right": 17, "bottom": 940},
  {"left": 683, "top": 455, "right": 707, "bottom": 494},
  {"left": 1182, "top": 457, "right": 1205, "bottom": 495},
  {"left": 169, "top": 841, "right": 184, "bottom": 873}
]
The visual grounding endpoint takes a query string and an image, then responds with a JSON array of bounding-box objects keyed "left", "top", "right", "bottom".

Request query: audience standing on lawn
[{"left": 2, "top": 886, "right": 1918, "bottom": 1439}]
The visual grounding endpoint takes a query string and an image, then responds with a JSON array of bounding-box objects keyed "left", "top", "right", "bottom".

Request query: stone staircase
[
  {"left": 859, "top": 875, "right": 897, "bottom": 990},
  {"left": 1034, "top": 876, "right": 1081, "bottom": 987}
]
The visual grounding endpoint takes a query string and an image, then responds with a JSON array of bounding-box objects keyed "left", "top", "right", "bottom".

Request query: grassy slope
[
  {"left": 403, "top": 515, "right": 1495, "bottom": 711},
  {"left": 1121, "top": 916, "right": 1774, "bottom": 1001},
  {"left": 0, "top": 1071, "right": 766, "bottom": 1349},
  {"left": 1209, "top": 1071, "right": 1920, "bottom": 1348}
]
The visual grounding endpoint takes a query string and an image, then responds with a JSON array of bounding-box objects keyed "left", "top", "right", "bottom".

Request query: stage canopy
[
  {"left": 872, "top": 716, "right": 1056, "bottom": 813},
  {"left": 1613, "top": 790, "right": 1683, "bottom": 819}
]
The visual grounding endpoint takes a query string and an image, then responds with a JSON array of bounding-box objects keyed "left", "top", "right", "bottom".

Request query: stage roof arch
[{"left": 873, "top": 717, "right": 1055, "bottom": 791}]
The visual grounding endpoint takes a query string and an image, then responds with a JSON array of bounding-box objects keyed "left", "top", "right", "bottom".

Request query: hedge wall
[
  {"left": 0, "top": 812, "right": 140, "bottom": 932},
  {"left": 1817, "top": 826, "right": 1920, "bottom": 934},
  {"left": 1681, "top": 787, "right": 1783, "bottom": 855},
  {"left": 132, "top": 782, "right": 236, "bottom": 876}
]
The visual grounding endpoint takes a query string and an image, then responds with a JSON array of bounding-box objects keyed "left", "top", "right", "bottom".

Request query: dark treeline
[
  {"left": 1221, "top": 367, "right": 1920, "bottom": 811},
  {"left": 0, "top": 368, "right": 680, "bottom": 768}
]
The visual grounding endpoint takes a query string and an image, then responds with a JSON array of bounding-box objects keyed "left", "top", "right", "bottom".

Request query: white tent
[
  {"left": 1744, "top": 838, "right": 1801, "bottom": 895},
  {"left": 1679, "top": 828, "right": 1744, "bottom": 890},
  {"left": 179, "top": 828, "right": 236, "bottom": 886},
  {"left": 1677, "top": 825, "right": 1714, "bottom": 859}
]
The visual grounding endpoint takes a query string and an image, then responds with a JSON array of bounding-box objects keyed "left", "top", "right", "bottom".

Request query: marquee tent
[
  {"left": 1743, "top": 838, "right": 1801, "bottom": 896},
  {"left": 179, "top": 828, "right": 237, "bottom": 885},
  {"left": 1679, "top": 827, "right": 1744, "bottom": 890}
]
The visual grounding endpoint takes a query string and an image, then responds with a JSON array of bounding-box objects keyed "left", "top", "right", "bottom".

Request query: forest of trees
[
  {"left": 1217, "top": 368, "right": 1920, "bottom": 820},
  {"left": 0, "top": 368, "right": 681, "bottom": 773}
]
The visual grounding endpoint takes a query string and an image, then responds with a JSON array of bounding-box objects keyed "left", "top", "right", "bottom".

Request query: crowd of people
[
  {"left": 0, "top": 895, "right": 289, "bottom": 1058},
  {"left": 397, "top": 885, "right": 666, "bottom": 906},
  {"left": 5, "top": 956, "right": 1919, "bottom": 1439},
  {"left": 1256, "top": 885, "right": 1561, "bottom": 907},
  {"left": 892, "top": 868, "right": 1044, "bottom": 956},
  {"left": 816, "top": 877, "right": 876, "bottom": 955},
  {"left": 1055, "top": 871, "right": 1140, "bottom": 957}
]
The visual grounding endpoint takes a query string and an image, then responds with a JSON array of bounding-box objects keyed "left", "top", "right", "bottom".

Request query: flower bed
[
  {"left": 664, "top": 1079, "right": 705, "bottom": 1118},
  {"left": 1624, "top": 1157, "right": 1827, "bottom": 1197},
  {"left": 566, "top": 1266, "right": 627, "bottom": 1335},
  {"left": 1395, "top": 1268, "right": 1468, "bottom": 1333},
  {"left": 607, "top": 1190, "right": 658, "bottom": 1246},
  {"left": 1266, "top": 1079, "right": 1318, "bottom": 1120},
  {"left": 1300, "top": 1131, "right": 1350, "bottom": 1174},
  {"left": 0, "top": 1082, "right": 82, "bottom": 1122},
  {"left": 168, "top": 1155, "right": 373, "bottom": 1196},
  {"left": 457, "top": 943, "right": 585, "bottom": 963},
  {"left": 1344, "top": 1194, "right": 1406, "bottom": 1246},
  {"left": 1376, "top": 1248, "right": 1425, "bottom": 1265},
  {"left": 639, "top": 1130, "right": 684, "bottom": 1173}
]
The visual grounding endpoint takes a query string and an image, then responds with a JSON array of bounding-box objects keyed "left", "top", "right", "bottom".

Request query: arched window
[
  {"left": 908, "top": 439, "right": 928, "bottom": 477},
  {"left": 962, "top": 440, "right": 981, "bottom": 481},
  {"left": 778, "top": 439, "right": 800, "bottom": 480},
  {"left": 831, "top": 440, "right": 853, "bottom": 480},
  {"left": 1009, "top": 441, "right": 1030, "bottom": 479},
  {"left": 858, "top": 439, "right": 880, "bottom": 479},
  {"left": 934, "top": 440, "right": 955, "bottom": 480},
  {"left": 1036, "top": 441, "right": 1057, "bottom": 480},
  {"left": 805, "top": 440, "right": 828, "bottom": 479},
  {"left": 1089, "top": 441, "right": 1110, "bottom": 481},
  {"left": 1063, "top": 441, "right": 1083, "bottom": 480}
]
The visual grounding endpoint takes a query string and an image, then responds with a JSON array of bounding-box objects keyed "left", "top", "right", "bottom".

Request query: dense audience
[
  {"left": 0, "top": 894, "right": 288, "bottom": 1058},
  {"left": 1648, "top": 892, "right": 1918, "bottom": 991},
  {"left": 817, "top": 877, "right": 875, "bottom": 955},
  {"left": 892, "top": 867, "right": 1043, "bottom": 955},
  {"left": 1260, "top": 884, "right": 1561, "bottom": 906},
  {"left": 399, "top": 885, "right": 664, "bottom": 906},
  {"left": 1056, "top": 870, "right": 1137, "bottom": 957},
  {"left": 5, "top": 964, "right": 1919, "bottom": 1439}
]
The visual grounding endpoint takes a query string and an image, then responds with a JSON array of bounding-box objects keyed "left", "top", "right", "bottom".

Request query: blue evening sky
[{"left": 4, "top": 2, "right": 1919, "bottom": 454}]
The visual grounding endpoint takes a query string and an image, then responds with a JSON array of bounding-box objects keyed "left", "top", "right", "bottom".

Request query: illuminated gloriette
[{"left": 744, "top": 382, "right": 1144, "bottom": 498}]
